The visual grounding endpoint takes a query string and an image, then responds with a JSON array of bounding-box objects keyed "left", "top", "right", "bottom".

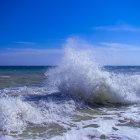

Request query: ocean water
[{"left": 1, "top": 49, "right": 140, "bottom": 140}]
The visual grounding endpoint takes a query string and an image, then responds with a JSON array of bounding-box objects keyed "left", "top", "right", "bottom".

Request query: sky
[{"left": 0, "top": 0, "right": 140, "bottom": 65}]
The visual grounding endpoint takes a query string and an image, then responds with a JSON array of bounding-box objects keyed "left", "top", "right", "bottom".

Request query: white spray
[{"left": 46, "top": 46, "right": 140, "bottom": 104}]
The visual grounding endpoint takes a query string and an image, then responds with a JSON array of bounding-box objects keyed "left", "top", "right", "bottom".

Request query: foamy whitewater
[{"left": 0, "top": 48, "right": 140, "bottom": 140}]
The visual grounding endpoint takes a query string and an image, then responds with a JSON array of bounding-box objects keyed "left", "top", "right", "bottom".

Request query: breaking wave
[
  {"left": 1, "top": 42, "right": 140, "bottom": 139},
  {"left": 46, "top": 48, "right": 140, "bottom": 104}
]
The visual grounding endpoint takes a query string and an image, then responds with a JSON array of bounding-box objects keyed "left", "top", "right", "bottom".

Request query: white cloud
[
  {"left": 93, "top": 25, "right": 140, "bottom": 32},
  {"left": 1, "top": 48, "right": 63, "bottom": 55},
  {"left": 100, "top": 42, "right": 140, "bottom": 51},
  {"left": 0, "top": 48, "right": 63, "bottom": 65},
  {"left": 1, "top": 38, "right": 140, "bottom": 65},
  {"left": 15, "top": 41, "right": 35, "bottom": 45}
]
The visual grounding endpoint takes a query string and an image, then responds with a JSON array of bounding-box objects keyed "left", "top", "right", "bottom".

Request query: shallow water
[{"left": 1, "top": 50, "right": 140, "bottom": 140}]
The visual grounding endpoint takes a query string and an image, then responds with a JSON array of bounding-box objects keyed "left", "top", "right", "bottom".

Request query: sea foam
[{"left": 0, "top": 87, "right": 76, "bottom": 134}]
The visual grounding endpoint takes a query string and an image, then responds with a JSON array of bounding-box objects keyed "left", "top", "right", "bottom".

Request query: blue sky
[{"left": 0, "top": 0, "right": 140, "bottom": 65}]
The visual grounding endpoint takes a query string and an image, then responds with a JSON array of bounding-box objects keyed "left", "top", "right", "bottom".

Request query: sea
[{"left": 0, "top": 48, "right": 140, "bottom": 140}]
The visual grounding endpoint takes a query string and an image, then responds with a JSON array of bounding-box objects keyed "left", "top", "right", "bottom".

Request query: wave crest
[{"left": 46, "top": 48, "right": 140, "bottom": 104}]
